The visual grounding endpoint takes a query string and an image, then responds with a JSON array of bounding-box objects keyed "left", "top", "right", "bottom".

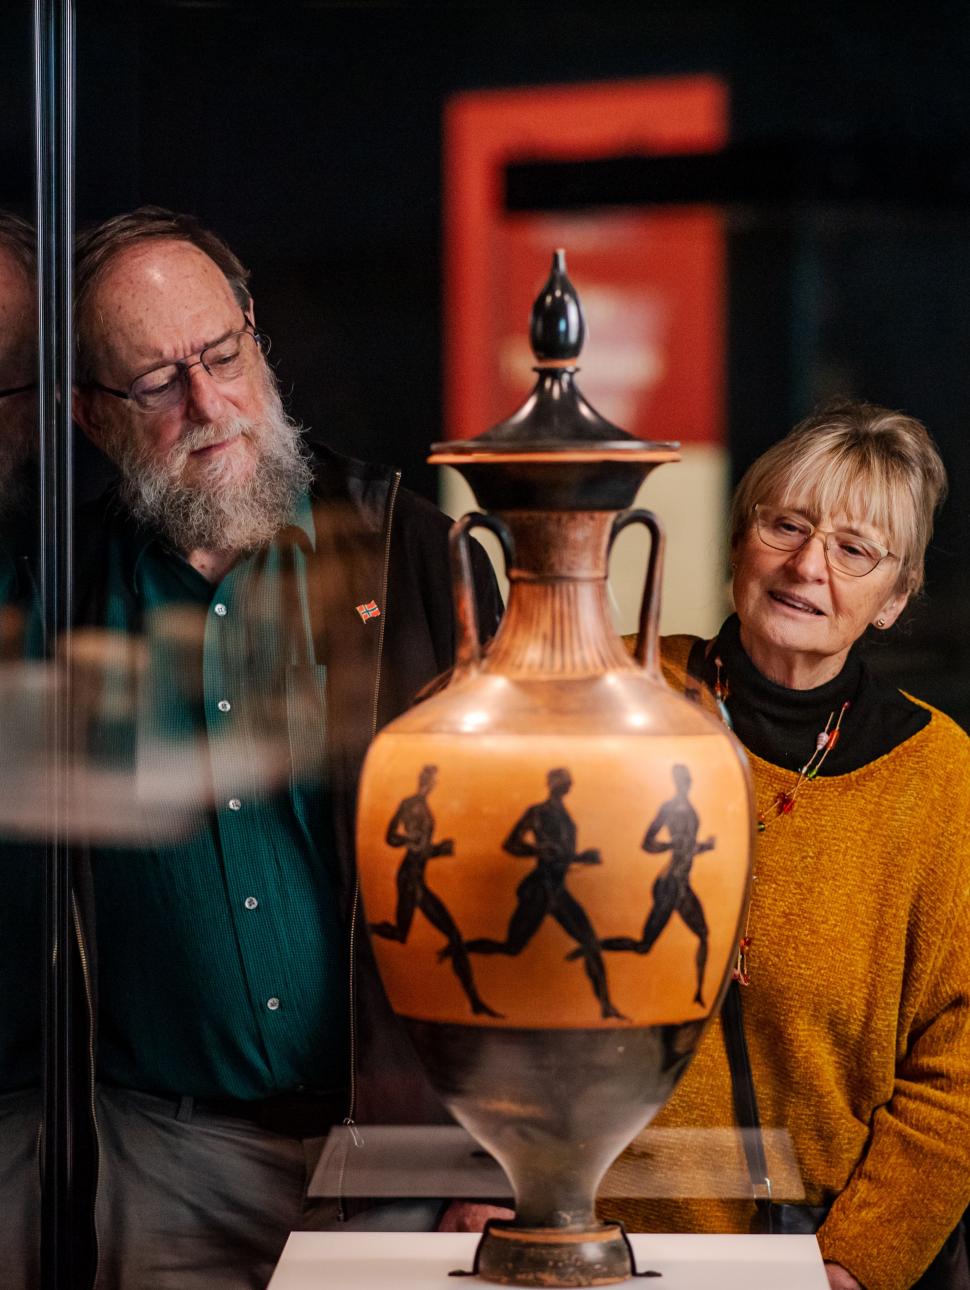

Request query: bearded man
[
  {"left": 0, "top": 211, "right": 37, "bottom": 550},
  {"left": 70, "top": 207, "right": 501, "bottom": 1290},
  {"left": 0, "top": 210, "right": 42, "bottom": 1290}
]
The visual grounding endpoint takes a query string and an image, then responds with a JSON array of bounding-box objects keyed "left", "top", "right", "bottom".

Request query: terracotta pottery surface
[
  {"left": 360, "top": 712, "right": 749, "bottom": 1029},
  {"left": 355, "top": 251, "right": 753, "bottom": 1286}
]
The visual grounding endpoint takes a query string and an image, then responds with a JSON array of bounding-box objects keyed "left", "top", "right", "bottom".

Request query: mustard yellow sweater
[{"left": 601, "top": 635, "right": 970, "bottom": 1290}]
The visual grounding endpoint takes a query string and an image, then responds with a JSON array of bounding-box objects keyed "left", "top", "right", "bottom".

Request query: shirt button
[
  {"left": 244, "top": 896, "right": 258, "bottom": 910},
  {"left": 266, "top": 997, "right": 281, "bottom": 1011},
  {"left": 217, "top": 699, "right": 231, "bottom": 713},
  {"left": 214, "top": 603, "right": 228, "bottom": 617},
  {"left": 228, "top": 797, "right": 242, "bottom": 811}
]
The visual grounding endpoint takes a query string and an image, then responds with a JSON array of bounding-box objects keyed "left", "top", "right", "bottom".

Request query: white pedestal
[{"left": 267, "top": 1231, "right": 828, "bottom": 1289}]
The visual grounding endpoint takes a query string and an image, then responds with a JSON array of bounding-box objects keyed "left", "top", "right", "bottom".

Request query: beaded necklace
[{"left": 714, "top": 655, "right": 851, "bottom": 986}]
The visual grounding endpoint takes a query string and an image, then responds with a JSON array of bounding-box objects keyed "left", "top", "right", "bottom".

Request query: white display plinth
[{"left": 267, "top": 1231, "right": 828, "bottom": 1289}]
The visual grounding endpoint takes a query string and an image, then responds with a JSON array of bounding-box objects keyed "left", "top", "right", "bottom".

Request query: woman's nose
[{"left": 786, "top": 532, "right": 829, "bottom": 579}]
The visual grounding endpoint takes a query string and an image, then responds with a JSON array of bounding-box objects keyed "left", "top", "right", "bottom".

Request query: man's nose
[
  {"left": 786, "top": 532, "right": 829, "bottom": 579},
  {"left": 182, "top": 360, "right": 231, "bottom": 424}
]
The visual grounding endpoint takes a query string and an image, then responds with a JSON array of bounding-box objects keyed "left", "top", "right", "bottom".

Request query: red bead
[
  {"left": 827, "top": 728, "right": 841, "bottom": 751},
  {"left": 739, "top": 936, "right": 752, "bottom": 953}
]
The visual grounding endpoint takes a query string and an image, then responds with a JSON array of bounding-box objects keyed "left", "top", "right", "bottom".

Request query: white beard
[{"left": 109, "top": 377, "right": 313, "bottom": 554}]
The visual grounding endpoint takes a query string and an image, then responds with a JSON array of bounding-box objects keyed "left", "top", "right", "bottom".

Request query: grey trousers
[
  {"left": 94, "top": 1086, "right": 441, "bottom": 1290},
  {"left": 0, "top": 1088, "right": 40, "bottom": 1290}
]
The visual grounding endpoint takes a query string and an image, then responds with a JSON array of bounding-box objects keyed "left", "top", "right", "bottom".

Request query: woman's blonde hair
[{"left": 730, "top": 401, "right": 947, "bottom": 595}]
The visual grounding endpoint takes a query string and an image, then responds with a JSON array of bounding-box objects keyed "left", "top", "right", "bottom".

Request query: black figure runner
[
  {"left": 596, "top": 764, "right": 714, "bottom": 1007},
  {"left": 454, "top": 768, "right": 626, "bottom": 1021},
  {"left": 370, "top": 765, "right": 501, "bottom": 1018}
]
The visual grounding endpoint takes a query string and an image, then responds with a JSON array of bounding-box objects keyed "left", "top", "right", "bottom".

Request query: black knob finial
[{"left": 530, "top": 248, "right": 585, "bottom": 362}]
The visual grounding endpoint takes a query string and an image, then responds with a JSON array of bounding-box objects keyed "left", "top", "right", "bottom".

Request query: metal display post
[{"left": 34, "top": 1, "right": 81, "bottom": 1285}]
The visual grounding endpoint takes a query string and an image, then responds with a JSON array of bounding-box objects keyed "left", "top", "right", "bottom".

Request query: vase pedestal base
[{"left": 475, "top": 1221, "right": 632, "bottom": 1287}]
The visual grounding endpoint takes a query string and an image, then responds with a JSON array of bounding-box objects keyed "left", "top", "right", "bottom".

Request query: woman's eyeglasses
[{"left": 754, "top": 503, "right": 896, "bottom": 577}]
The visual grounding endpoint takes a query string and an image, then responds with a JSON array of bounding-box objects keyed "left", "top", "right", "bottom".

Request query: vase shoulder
[{"left": 389, "top": 668, "right": 726, "bottom": 740}]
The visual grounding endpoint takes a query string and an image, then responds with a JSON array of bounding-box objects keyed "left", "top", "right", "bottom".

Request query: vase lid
[{"left": 430, "top": 248, "right": 679, "bottom": 464}]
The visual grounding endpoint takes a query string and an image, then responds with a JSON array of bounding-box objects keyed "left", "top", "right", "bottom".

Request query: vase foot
[{"left": 474, "top": 1221, "right": 632, "bottom": 1287}]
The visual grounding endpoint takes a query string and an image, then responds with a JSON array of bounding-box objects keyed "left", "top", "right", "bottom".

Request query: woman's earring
[{"left": 875, "top": 617, "right": 886, "bottom": 628}]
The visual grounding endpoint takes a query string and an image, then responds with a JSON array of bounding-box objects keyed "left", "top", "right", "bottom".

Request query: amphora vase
[{"left": 357, "top": 251, "right": 753, "bottom": 1286}]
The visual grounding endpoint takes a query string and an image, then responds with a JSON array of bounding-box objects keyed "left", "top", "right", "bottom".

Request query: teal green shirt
[{"left": 92, "top": 494, "right": 349, "bottom": 1099}]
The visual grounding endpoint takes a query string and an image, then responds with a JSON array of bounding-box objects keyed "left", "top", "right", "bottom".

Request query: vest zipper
[{"left": 339, "top": 470, "right": 400, "bottom": 1216}]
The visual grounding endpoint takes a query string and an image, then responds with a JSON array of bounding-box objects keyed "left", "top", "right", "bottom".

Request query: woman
[{"left": 602, "top": 402, "right": 970, "bottom": 1290}]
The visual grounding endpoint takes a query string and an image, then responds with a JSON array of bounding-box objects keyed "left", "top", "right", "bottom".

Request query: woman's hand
[
  {"left": 436, "top": 1201, "right": 515, "bottom": 1232},
  {"left": 825, "top": 1261, "right": 863, "bottom": 1289}
]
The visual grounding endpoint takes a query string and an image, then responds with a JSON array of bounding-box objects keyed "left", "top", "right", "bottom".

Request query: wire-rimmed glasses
[
  {"left": 754, "top": 503, "right": 896, "bottom": 577},
  {"left": 86, "top": 323, "right": 268, "bottom": 413}
]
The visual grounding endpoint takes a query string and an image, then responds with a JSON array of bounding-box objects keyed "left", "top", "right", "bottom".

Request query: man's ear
[
  {"left": 244, "top": 296, "right": 255, "bottom": 330},
  {"left": 72, "top": 385, "right": 107, "bottom": 449}
]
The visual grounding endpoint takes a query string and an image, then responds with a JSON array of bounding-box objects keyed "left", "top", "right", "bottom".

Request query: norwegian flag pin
[{"left": 356, "top": 600, "right": 381, "bottom": 622}]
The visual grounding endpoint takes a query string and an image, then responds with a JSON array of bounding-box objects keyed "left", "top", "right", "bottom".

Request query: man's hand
[
  {"left": 825, "top": 1261, "right": 863, "bottom": 1290},
  {"left": 436, "top": 1201, "right": 515, "bottom": 1232}
]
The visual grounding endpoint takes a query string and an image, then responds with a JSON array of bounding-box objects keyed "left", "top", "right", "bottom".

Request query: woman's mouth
[{"left": 769, "top": 590, "right": 825, "bottom": 616}]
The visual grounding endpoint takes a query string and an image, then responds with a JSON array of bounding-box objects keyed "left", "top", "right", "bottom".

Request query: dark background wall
[{"left": 3, "top": 0, "right": 969, "bottom": 719}]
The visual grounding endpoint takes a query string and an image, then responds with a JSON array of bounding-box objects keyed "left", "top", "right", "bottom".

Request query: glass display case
[{"left": 10, "top": 5, "right": 970, "bottom": 1288}]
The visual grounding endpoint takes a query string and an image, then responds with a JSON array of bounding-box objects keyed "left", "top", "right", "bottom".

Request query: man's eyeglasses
[
  {"left": 86, "top": 324, "right": 268, "bottom": 413},
  {"left": 754, "top": 503, "right": 896, "bottom": 578}
]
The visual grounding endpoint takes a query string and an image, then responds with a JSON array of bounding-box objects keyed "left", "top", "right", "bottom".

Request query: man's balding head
[{"left": 74, "top": 206, "right": 250, "bottom": 387}]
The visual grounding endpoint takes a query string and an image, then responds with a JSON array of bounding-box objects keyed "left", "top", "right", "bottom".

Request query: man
[
  {"left": 370, "top": 763, "right": 500, "bottom": 1018},
  {"left": 598, "top": 763, "right": 715, "bottom": 1006},
  {"left": 461, "top": 767, "right": 625, "bottom": 1022},
  {"left": 0, "top": 210, "right": 38, "bottom": 580},
  {"left": 70, "top": 207, "right": 501, "bottom": 1290},
  {"left": 0, "top": 209, "right": 41, "bottom": 1290}
]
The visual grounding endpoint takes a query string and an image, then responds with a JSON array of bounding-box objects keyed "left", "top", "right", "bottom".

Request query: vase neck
[
  {"left": 502, "top": 510, "right": 615, "bottom": 582},
  {"left": 485, "top": 511, "right": 634, "bottom": 678}
]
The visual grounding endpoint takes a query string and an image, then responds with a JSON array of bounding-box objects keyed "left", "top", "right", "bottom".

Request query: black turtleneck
[{"left": 688, "top": 615, "right": 930, "bottom": 775}]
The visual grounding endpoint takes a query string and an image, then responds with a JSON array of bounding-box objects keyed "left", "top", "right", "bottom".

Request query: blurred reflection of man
[
  {"left": 0, "top": 211, "right": 38, "bottom": 569},
  {"left": 71, "top": 207, "right": 500, "bottom": 1290},
  {"left": 0, "top": 209, "right": 41, "bottom": 1290}
]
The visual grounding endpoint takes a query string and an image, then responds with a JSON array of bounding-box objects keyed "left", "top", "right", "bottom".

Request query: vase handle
[
  {"left": 450, "top": 512, "right": 515, "bottom": 672},
  {"left": 610, "top": 508, "right": 665, "bottom": 675}
]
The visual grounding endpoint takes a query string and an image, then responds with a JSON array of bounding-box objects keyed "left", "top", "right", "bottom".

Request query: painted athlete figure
[
  {"left": 459, "top": 768, "right": 626, "bottom": 1021},
  {"left": 371, "top": 765, "right": 500, "bottom": 1018},
  {"left": 598, "top": 764, "right": 714, "bottom": 1007}
]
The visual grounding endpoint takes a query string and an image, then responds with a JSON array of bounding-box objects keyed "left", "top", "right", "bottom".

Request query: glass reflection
[
  {"left": 70, "top": 210, "right": 345, "bottom": 1289},
  {"left": 0, "top": 210, "right": 41, "bottom": 1290},
  {"left": 60, "top": 197, "right": 503, "bottom": 1286},
  {"left": 66, "top": 208, "right": 404, "bottom": 1289}
]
